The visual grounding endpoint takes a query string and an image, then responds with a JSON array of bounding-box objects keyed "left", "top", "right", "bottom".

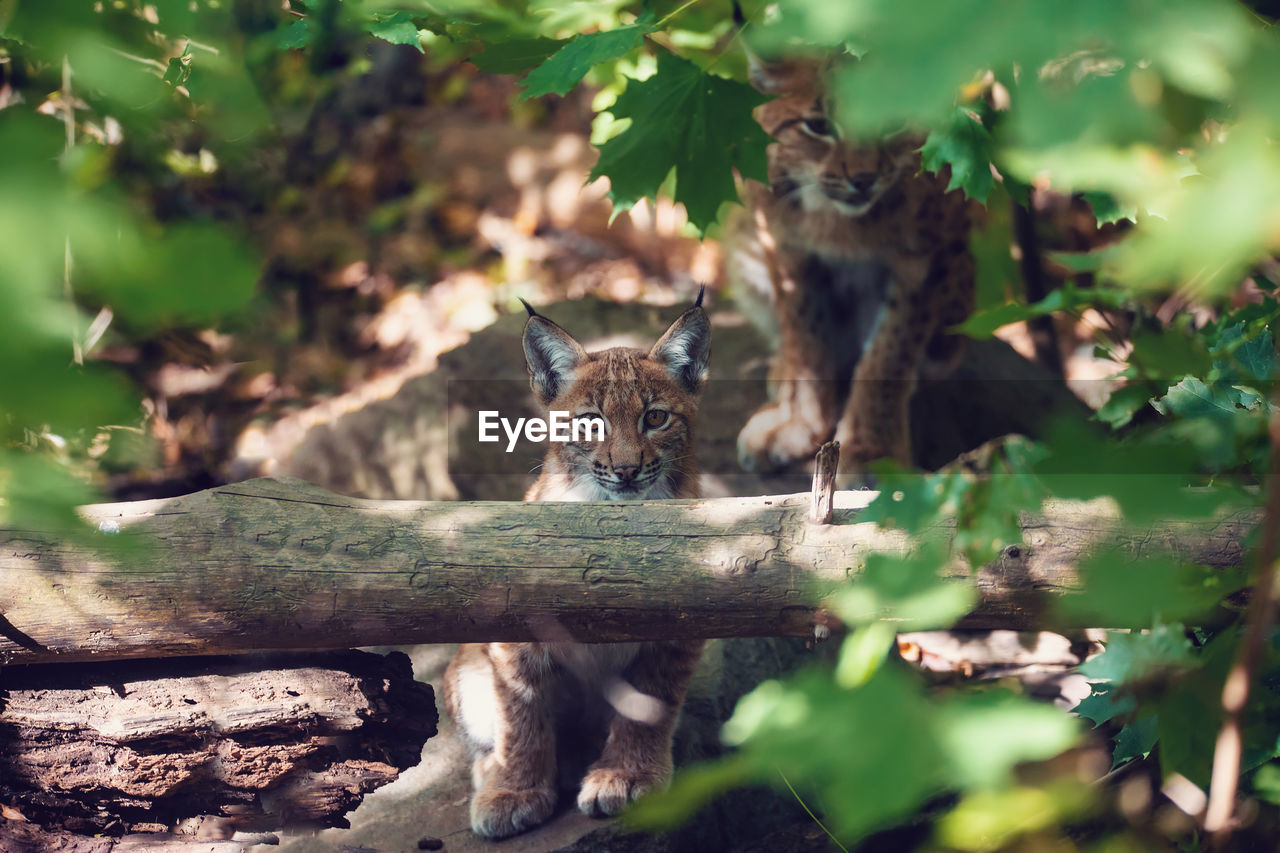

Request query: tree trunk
[
  {"left": 0, "top": 650, "right": 436, "bottom": 839},
  {"left": 0, "top": 478, "right": 1256, "bottom": 665}
]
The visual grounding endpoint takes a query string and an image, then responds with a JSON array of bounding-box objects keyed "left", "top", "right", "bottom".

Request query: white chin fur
[{"left": 560, "top": 475, "right": 674, "bottom": 502}]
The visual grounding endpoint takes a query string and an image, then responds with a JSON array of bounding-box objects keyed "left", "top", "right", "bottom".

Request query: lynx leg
[
  {"left": 834, "top": 244, "right": 974, "bottom": 481},
  {"left": 737, "top": 280, "right": 840, "bottom": 471},
  {"left": 835, "top": 270, "right": 935, "bottom": 478},
  {"left": 445, "top": 643, "right": 558, "bottom": 839},
  {"left": 577, "top": 641, "right": 704, "bottom": 818}
]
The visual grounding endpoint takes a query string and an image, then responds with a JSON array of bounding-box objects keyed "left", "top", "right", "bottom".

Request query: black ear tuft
[
  {"left": 694, "top": 284, "right": 705, "bottom": 308},
  {"left": 649, "top": 303, "right": 711, "bottom": 395},
  {"left": 518, "top": 298, "right": 540, "bottom": 318},
  {"left": 523, "top": 314, "right": 588, "bottom": 406}
]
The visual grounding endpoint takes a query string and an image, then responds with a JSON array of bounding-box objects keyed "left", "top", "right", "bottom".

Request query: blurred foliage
[
  {"left": 4, "top": 0, "right": 1280, "bottom": 850},
  {"left": 0, "top": 0, "right": 268, "bottom": 530},
  {"left": 416, "top": 0, "right": 1280, "bottom": 848}
]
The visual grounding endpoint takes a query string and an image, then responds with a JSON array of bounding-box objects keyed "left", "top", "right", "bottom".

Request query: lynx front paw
[
  {"left": 737, "top": 403, "right": 828, "bottom": 472},
  {"left": 470, "top": 786, "right": 557, "bottom": 839},
  {"left": 577, "top": 766, "right": 669, "bottom": 818}
]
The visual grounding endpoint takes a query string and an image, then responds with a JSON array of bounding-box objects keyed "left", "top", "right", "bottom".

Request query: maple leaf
[
  {"left": 920, "top": 106, "right": 994, "bottom": 203},
  {"left": 589, "top": 52, "right": 772, "bottom": 233},
  {"left": 519, "top": 11, "right": 654, "bottom": 100}
]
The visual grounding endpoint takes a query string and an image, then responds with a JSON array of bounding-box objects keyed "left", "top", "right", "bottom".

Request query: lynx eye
[
  {"left": 642, "top": 409, "right": 669, "bottom": 430},
  {"left": 573, "top": 412, "right": 605, "bottom": 435},
  {"left": 800, "top": 117, "right": 835, "bottom": 139}
]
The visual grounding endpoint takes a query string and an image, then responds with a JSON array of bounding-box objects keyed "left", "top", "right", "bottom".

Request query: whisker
[{"left": 775, "top": 176, "right": 819, "bottom": 204}]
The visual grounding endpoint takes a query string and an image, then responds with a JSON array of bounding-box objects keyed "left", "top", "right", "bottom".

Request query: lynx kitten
[{"left": 443, "top": 294, "right": 711, "bottom": 838}]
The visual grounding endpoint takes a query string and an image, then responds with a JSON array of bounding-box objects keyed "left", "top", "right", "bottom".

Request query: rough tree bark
[
  {"left": 0, "top": 477, "right": 1256, "bottom": 665},
  {"left": 0, "top": 650, "right": 436, "bottom": 843}
]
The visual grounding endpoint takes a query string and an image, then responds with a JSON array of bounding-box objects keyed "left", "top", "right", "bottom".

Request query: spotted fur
[
  {"left": 730, "top": 58, "right": 976, "bottom": 476},
  {"left": 442, "top": 299, "right": 710, "bottom": 839}
]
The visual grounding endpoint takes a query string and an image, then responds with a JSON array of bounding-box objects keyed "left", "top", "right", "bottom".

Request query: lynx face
[
  {"left": 522, "top": 298, "right": 710, "bottom": 502},
  {"left": 752, "top": 60, "right": 920, "bottom": 217}
]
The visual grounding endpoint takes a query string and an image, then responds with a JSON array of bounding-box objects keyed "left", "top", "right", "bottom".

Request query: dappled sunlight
[{"left": 4, "top": 0, "right": 1278, "bottom": 848}]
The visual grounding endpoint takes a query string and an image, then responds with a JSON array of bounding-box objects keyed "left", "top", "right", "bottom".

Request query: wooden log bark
[
  {"left": 0, "top": 477, "right": 1258, "bottom": 664},
  {"left": 0, "top": 650, "right": 436, "bottom": 838}
]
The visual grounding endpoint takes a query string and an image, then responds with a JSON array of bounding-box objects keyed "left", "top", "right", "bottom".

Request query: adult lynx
[
  {"left": 442, "top": 294, "right": 711, "bottom": 839},
  {"left": 730, "top": 56, "right": 976, "bottom": 477}
]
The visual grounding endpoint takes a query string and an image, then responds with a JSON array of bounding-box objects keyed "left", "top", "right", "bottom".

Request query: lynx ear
[
  {"left": 746, "top": 52, "right": 795, "bottom": 94},
  {"left": 649, "top": 292, "right": 711, "bottom": 395},
  {"left": 522, "top": 307, "right": 588, "bottom": 406}
]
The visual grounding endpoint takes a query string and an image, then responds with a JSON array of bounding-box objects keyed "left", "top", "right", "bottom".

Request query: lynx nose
[
  {"left": 848, "top": 172, "right": 877, "bottom": 195},
  {"left": 612, "top": 464, "right": 640, "bottom": 483}
]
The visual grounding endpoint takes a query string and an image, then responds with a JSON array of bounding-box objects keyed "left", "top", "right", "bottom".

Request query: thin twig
[
  {"left": 61, "top": 56, "right": 82, "bottom": 366},
  {"left": 104, "top": 45, "right": 168, "bottom": 75},
  {"left": 1205, "top": 386, "right": 1280, "bottom": 840},
  {"left": 654, "top": 0, "right": 704, "bottom": 30},
  {"left": 777, "top": 768, "right": 850, "bottom": 853},
  {"left": 706, "top": 0, "right": 752, "bottom": 72}
]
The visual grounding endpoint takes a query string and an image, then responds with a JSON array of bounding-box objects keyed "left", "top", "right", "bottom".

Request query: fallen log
[
  {"left": 0, "top": 477, "right": 1258, "bottom": 665},
  {"left": 0, "top": 650, "right": 437, "bottom": 838}
]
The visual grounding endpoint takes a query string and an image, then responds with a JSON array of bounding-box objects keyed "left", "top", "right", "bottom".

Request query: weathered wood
[
  {"left": 0, "top": 477, "right": 1257, "bottom": 664},
  {"left": 0, "top": 650, "right": 437, "bottom": 836},
  {"left": 809, "top": 441, "right": 839, "bottom": 525}
]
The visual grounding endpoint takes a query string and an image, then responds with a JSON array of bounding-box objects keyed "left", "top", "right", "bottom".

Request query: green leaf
[
  {"left": 1154, "top": 691, "right": 1219, "bottom": 786},
  {"left": 721, "top": 666, "right": 949, "bottom": 840},
  {"left": 859, "top": 464, "right": 955, "bottom": 532},
  {"left": 830, "top": 542, "right": 975, "bottom": 631},
  {"left": 365, "top": 12, "right": 424, "bottom": 52},
  {"left": 520, "top": 11, "right": 654, "bottom": 100},
  {"left": 956, "top": 281, "right": 1126, "bottom": 338},
  {"left": 0, "top": 449, "right": 98, "bottom": 532},
  {"left": 471, "top": 37, "right": 566, "bottom": 74},
  {"left": 835, "top": 622, "right": 897, "bottom": 688},
  {"left": 1150, "top": 375, "right": 1268, "bottom": 471},
  {"left": 1081, "top": 190, "right": 1135, "bottom": 225},
  {"left": 1115, "top": 125, "right": 1280, "bottom": 298},
  {"left": 1096, "top": 383, "right": 1155, "bottom": 430},
  {"left": 1129, "top": 321, "right": 1213, "bottom": 383},
  {"left": 937, "top": 783, "right": 1093, "bottom": 851},
  {"left": 1074, "top": 687, "right": 1136, "bottom": 728},
  {"left": 624, "top": 755, "right": 753, "bottom": 830},
  {"left": 1253, "top": 762, "right": 1280, "bottom": 806},
  {"left": 1150, "top": 631, "right": 1237, "bottom": 786},
  {"left": 1111, "top": 715, "right": 1159, "bottom": 768},
  {"left": 938, "top": 689, "right": 1082, "bottom": 790},
  {"left": 273, "top": 19, "right": 313, "bottom": 50},
  {"left": 162, "top": 50, "right": 191, "bottom": 87},
  {"left": 1078, "top": 626, "right": 1194, "bottom": 686},
  {"left": 970, "top": 187, "right": 1020, "bottom": 308},
  {"left": 660, "top": 662, "right": 1085, "bottom": 846},
  {"left": 1232, "top": 328, "right": 1277, "bottom": 383},
  {"left": 1056, "top": 553, "right": 1244, "bottom": 629},
  {"left": 589, "top": 51, "right": 772, "bottom": 233},
  {"left": 919, "top": 107, "right": 994, "bottom": 203}
]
